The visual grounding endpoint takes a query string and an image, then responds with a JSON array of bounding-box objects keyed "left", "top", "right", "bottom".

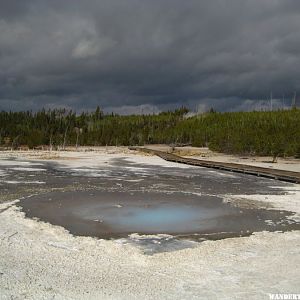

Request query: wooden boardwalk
[{"left": 129, "top": 147, "right": 300, "bottom": 184}]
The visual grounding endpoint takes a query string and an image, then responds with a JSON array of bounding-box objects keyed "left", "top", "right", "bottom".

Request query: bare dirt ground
[
  {"left": 0, "top": 147, "right": 299, "bottom": 299},
  {"left": 144, "top": 144, "right": 300, "bottom": 173}
]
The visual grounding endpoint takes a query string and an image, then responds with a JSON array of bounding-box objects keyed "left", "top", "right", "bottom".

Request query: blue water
[
  {"left": 78, "top": 203, "right": 225, "bottom": 233},
  {"left": 128, "top": 207, "right": 196, "bottom": 224},
  {"left": 19, "top": 189, "right": 299, "bottom": 241},
  {"left": 115, "top": 206, "right": 206, "bottom": 229}
]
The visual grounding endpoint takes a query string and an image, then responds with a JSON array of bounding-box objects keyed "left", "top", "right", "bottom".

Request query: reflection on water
[
  {"left": 76, "top": 203, "right": 224, "bottom": 232},
  {"left": 19, "top": 190, "right": 299, "bottom": 240},
  {"left": 116, "top": 206, "right": 201, "bottom": 230},
  {"left": 6, "top": 155, "right": 299, "bottom": 253}
]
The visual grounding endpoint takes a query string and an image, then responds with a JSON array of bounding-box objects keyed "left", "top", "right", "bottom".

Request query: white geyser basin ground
[{"left": 0, "top": 149, "right": 299, "bottom": 299}]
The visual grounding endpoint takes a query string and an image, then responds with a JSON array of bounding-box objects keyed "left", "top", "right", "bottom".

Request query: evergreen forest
[{"left": 0, "top": 107, "right": 299, "bottom": 157}]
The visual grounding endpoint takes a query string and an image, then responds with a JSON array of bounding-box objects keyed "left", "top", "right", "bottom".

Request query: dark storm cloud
[{"left": 0, "top": 0, "right": 299, "bottom": 112}]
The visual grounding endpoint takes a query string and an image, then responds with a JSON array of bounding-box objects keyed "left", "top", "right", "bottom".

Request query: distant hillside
[{"left": 0, "top": 107, "right": 299, "bottom": 157}]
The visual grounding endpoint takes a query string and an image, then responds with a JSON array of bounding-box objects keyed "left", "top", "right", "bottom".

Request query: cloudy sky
[{"left": 0, "top": 0, "right": 299, "bottom": 113}]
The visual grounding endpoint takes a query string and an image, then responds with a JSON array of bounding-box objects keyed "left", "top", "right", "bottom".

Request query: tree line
[{"left": 0, "top": 106, "right": 299, "bottom": 157}]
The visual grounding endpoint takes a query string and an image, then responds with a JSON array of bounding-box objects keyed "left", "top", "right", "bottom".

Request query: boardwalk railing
[{"left": 129, "top": 147, "right": 300, "bottom": 184}]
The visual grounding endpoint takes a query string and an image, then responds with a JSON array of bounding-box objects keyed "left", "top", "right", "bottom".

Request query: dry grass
[{"left": 171, "top": 149, "right": 211, "bottom": 157}]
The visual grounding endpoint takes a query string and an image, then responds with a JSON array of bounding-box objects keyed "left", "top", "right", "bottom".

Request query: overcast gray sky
[{"left": 0, "top": 0, "right": 299, "bottom": 113}]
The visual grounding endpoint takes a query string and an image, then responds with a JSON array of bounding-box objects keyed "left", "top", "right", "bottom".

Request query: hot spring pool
[{"left": 18, "top": 190, "right": 299, "bottom": 240}]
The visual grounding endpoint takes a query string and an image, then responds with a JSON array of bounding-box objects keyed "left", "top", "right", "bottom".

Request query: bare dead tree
[
  {"left": 49, "top": 132, "right": 53, "bottom": 152},
  {"left": 12, "top": 135, "right": 20, "bottom": 150},
  {"left": 62, "top": 124, "right": 69, "bottom": 151},
  {"left": 74, "top": 127, "right": 82, "bottom": 150}
]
